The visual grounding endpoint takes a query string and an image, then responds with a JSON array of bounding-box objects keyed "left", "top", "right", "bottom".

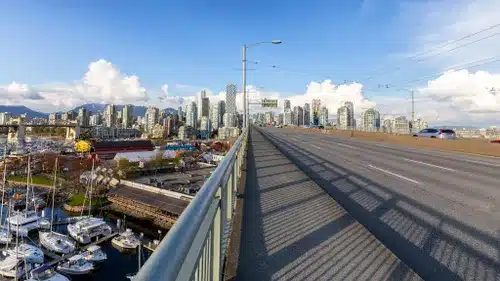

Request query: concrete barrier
[{"left": 289, "top": 127, "right": 500, "bottom": 157}]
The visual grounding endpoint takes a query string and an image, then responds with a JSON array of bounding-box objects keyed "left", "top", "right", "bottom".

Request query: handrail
[{"left": 135, "top": 126, "right": 249, "bottom": 281}]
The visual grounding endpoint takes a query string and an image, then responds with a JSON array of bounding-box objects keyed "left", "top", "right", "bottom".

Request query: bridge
[
  {"left": 135, "top": 125, "right": 500, "bottom": 281},
  {"left": 0, "top": 124, "right": 90, "bottom": 142}
]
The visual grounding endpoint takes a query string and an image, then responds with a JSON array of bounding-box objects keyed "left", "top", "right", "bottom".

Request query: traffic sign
[{"left": 262, "top": 99, "right": 278, "bottom": 108}]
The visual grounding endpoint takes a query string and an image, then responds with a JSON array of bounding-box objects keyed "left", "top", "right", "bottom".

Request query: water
[{"left": 39, "top": 207, "right": 154, "bottom": 281}]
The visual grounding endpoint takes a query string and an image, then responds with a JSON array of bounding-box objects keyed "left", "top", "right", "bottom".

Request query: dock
[
  {"left": 43, "top": 232, "right": 118, "bottom": 266},
  {"left": 142, "top": 239, "right": 160, "bottom": 252}
]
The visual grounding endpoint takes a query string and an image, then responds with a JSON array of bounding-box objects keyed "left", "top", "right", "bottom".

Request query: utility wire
[{"left": 364, "top": 22, "right": 500, "bottom": 80}]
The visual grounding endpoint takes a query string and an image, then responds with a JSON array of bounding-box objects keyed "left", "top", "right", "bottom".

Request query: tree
[{"left": 118, "top": 158, "right": 131, "bottom": 169}]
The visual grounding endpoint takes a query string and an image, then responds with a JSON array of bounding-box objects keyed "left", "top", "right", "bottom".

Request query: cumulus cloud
[{"left": 0, "top": 59, "right": 149, "bottom": 112}]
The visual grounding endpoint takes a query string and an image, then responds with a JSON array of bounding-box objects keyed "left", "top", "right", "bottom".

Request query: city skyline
[{"left": 0, "top": 1, "right": 499, "bottom": 127}]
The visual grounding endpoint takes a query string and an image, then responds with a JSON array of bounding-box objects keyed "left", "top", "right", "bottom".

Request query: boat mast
[
  {"left": 88, "top": 159, "right": 95, "bottom": 217},
  {"left": 138, "top": 243, "right": 141, "bottom": 272},
  {"left": 1, "top": 146, "right": 7, "bottom": 226},
  {"left": 50, "top": 158, "right": 58, "bottom": 232},
  {"left": 5, "top": 202, "right": 11, "bottom": 250},
  {"left": 24, "top": 155, "right": 31, "bottom": 217}
]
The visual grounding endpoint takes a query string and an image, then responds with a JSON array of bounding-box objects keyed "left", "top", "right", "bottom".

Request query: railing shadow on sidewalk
[{"left": 259, "top": 128, "right": 500, "bottom": 281}]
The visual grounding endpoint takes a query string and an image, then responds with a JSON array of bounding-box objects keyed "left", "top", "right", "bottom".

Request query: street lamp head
[{"left": 271, "top": 40, "right": 282, "bottom": 44}]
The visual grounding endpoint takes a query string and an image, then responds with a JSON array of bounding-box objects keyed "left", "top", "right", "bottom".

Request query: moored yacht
[
  {"left": 26, "top": 265, "right": 70, "bottom": 281},
  {"left": 67, "top": 217, "right": 112, "bottom": 244},
  {"left": 39, "top": 231, "right": 75, "bottom": 254},
  {"left": 56, "top": 254, "right": 94, "bottom": 275},
  {"left": 80, "top": 245, "right": 107, "bottom": 263},
  {"left": 6, "top": 210, "right": 41, "bottom": 237},
  {"left": 0, "top": 258, "right": 33, "bottom": 279},
  {"left": 7, "top": 242, "right": 44, "bottom": 264},
  {"left": 111, "top": 228, "right": 141, "bottom": 250}
]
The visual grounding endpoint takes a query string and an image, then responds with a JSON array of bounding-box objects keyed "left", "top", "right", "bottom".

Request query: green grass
[
  {"left": 67, "top": 192, "right": 108, "bottom": 207},
  {"left": 8, "top": 175, "right": 53, "bottom": 186}
]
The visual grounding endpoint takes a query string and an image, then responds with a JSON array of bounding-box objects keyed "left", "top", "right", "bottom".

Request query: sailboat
[
  {"left": 0, "top": 148, "right": 12, "bottom": 244},
  {"left": 67, "top": 159, "right": 112, "bottom": 244},
  {"left": 7, "top": 155, "right": 41, "bottom": 237},
  {"left": 26, "top": 265, "right": 70, "bottom": 281},
  {"left": 39, "top": 158, "right": 76, "bottom": 254}
]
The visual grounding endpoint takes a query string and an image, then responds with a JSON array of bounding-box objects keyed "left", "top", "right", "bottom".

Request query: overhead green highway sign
[{"left": 261, "top": 99, "right": 278, "bottom": 108}]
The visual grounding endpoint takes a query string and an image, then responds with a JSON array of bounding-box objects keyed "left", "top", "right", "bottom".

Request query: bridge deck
[{"left": 233, "top": 129, "right": 421, "bottom": 281}]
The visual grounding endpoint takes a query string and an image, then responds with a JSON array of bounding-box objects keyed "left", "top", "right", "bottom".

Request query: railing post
[{"left": 212, "top": 189, "right": 222, "bottom": 281}]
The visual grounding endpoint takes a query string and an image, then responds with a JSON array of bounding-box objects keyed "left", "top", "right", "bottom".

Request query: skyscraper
[
  {"left": 363, "top": 108, "right": 380, "bottom": 131},
  {"left": 77, "top": 108, "right": 89, "bottom": 126},
  {"left": 0, "top": 112, "right": 10, "bottom": 125},
  {"left": 89, "top": 113, "right": 102, "bottom": 126},
  {"left": 319, "top": 106, "right": 328, "bottom": 127},
  {"left": 164, "top": 115, "right": 174, "bottom": 137},
  {"left": 312, "top": 99, "right": 321, "bottom": 126},
  {"left": 200, "top": 116, "right": 212, "bottom": 139},
  {"left": 145, "top": 106, "right": 160, "bottom": 133},
  {"left": 303, "top": 103, "right": 311, "bottom": 126},
  {"left": 283, "top": 99, "right": 292, "bottom": 126},
  {"left": 344, "top": 101, "right": 355, "bottom": 127},
  {"left": 122, "top": 105, "right": 134, "bottom": 128},
  {"left": 337, "top": 105, "right": 351, "bottom": 130},
  {"left": 226, "top": 84, "right": 237, "bottom": 114},
  {"left": 186, "top": 102, "right": 198, "bottom": 128},
  {"left": 293, "top": 106, "right": 304, "bottom": 126},
  {"left": 105, "top": 104, "right": 116, "bottom": 127},
  {"left": 201, "top": 96, "right": 210, "bottom": 118}
]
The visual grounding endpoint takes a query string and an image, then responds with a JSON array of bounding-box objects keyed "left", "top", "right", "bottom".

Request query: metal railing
[{"left": 135, "top": 126, "right": 249, "bottom": 281}]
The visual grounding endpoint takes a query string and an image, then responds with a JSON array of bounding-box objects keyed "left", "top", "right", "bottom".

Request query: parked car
[{"left": 413, "top": 128, "right": 456, "bottom": 139}]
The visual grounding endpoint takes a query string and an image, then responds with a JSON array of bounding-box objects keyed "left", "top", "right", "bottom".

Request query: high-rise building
[
  {"left": 363, "top": 108, "right": 380, "bottom": 131},
  {"left": 293, "top": 106, "right": 304, "bottom": 126},
  {"left": 393, "top": 116, "right": 410, "bottom": 134},
  {"left": 344, "top": 101, "right": 355, "bottom": 127},
  {"left": 223, "top": 112, "right": 236, "bottom": 127},
  {"left": 211, "top": 104, "right": 220, "bottom": 130},
  {"left": 0, "top": 112, "right": 10, "bottom": 125},
  {"left": 178, "top": 106, "right": 184, "bottom": 121},
  {"left": 200, "top": 116, "right": 212, "bottom": 139},
  {"left": 226, "top": 84, "right": 237, "bottom": 114},
  {"left": 283, "top": 99, "right": 292, "bottom": 126},
  {"left": 89, "top": 113, "right": 102, "bottom": 126},
  {"left": 337, "top": 105, "right": 352, "bottom": 130},
  {"left": 164, "top": 115, "right": 174, "bottom": 137},
  {"left": 105, "top": 104, "right": 117, "bottom": 127},
  {"left": 201, "top": 97, "right": 210, "bottom": 118},
  {"left": 145, "top": 106, "right": 160, "bottom": 133},
  {"left": 312, "top": 99, "right": 321, "bottom": 126},
  {"left": 48, "top": 113, "right": 57, "bottom": 125},
  {"left": 283, "top": 99, "right": 291, "bottom": 111},
  {"left": 265, "top": 112, "right": 274, "bottom": 125},
  {"left": 186, "top": 102, "right": 198, "bottom": 128},
  {"left": 122, "top": 105, "right": 133, "bottom": 128},
  {"left": 77, "top": 108, "right": 89, "bottom": 126},
  {"left": 319, "top": 106, "right": 328, "bottom": 127},
  {"left": 303, "top": 103, "right": 311, "bottom": 126}
]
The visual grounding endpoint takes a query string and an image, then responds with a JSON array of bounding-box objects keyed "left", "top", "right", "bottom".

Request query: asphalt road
[{"left": 257, "top": 127, "right": 500, "bottom": 281}]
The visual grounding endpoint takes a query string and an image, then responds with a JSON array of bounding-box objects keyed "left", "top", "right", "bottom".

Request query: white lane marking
[
  {"left": 403, "top": 158, "right": 457, "bottom": 172},
  {"left": 368, "top": 165, "right": 421, "bottom": 185},
  {"left": 336, "top": 143, "right": 357, "bottom": 149},
  {"left": 311, "top": 144, "right": 321, "bottom": 150},
  {"left": 462, "top": 159, "right": 500, "bottom": 168}
]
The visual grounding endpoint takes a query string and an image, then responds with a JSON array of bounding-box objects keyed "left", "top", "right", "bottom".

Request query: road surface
[{"left": 257, "top": 127, "right": 500, "bottom": 281}]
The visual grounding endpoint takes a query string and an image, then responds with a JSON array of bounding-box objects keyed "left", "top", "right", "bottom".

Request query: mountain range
[{"left": 0, "top": 103, "right": 177, "bottom": 118}]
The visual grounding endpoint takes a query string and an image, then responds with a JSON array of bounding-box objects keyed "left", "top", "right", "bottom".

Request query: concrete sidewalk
[{"left": 233, "top": 129, "right": 422, "bottom": 281}]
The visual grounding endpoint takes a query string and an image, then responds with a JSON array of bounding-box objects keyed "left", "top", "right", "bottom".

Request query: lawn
[
  {"left": 8, "top": 175, "right": 53, "bottom": 186},
  {"left": 67, "top": 192, "right": 108, "bottom": 207}
]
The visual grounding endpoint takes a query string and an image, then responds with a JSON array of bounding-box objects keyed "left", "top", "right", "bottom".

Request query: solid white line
[
  {"left": 368, "top": 165, "right": 421, "bottom": 185},
  {"left": 336, "top": 143, "right": 357, "bottom": 149},
  {"left": 311, "top": 144, "right": 321, "bottom": 150},
  {"left": 462, "top": 159, "right": 500, "bottom": 168},
  {"left": 403, "top": 158, "right": 457, "bottom": 172}
]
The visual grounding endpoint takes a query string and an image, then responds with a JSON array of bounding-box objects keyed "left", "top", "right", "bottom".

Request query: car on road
[{"left": 413, "top": 128, "right": 456, "bottom": 139}]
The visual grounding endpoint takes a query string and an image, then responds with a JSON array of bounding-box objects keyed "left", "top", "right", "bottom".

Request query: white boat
[
  {"left": 111, "top": 228, "right": 141, "bottom": 250},
  {"left": 56, "top": 254, "right": 94, "bottom": 275},
  {"left": 6, "top": 210, "right": 40, "bottom": 236},
  {"left": 0, "top": 252, "right": 18, "bottom": 271},
  {"left": 80, "top": 245, "right": 107, "bottom": 263},
  {"left": 0, "top": 227, "right": 12, "bottom": 244},
  {"left": 0, "top": 152, "right": 12, "bottom": 244},
  {"left": 67, "top": 217, "right": 112, "bottom": 244},
  {"left": 40, "top": 159, "right": 76, "bottom": 255},
  {"left": 39, "top": 231, "right": 75, "bottom": 254},
  {"left": 0, "top": 258, "right": 33, "bottom": 278},
  {"left": 26, "top": 265, "right": 70, "bottom": 281},
  {"left": 7, "top": 243, "right": 44, "bottom": 264}
]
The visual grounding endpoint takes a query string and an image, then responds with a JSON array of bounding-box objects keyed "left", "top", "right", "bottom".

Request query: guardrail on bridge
[{"left": 135, "top": 126, "right": 249, "bottom": 281}]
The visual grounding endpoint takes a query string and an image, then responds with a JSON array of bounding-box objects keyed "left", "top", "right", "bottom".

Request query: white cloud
[
  {"left": 396, "top": 0, "right": 500, "bottom": 70},
  {"left": 0, "top": 59, "right": 149, "bottom": 112}
]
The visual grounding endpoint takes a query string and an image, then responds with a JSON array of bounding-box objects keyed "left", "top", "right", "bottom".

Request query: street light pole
[
  {"left": 411, "top": 90, "right": 415, "bottom": 134},
  {"left": 242, "top": 45, "right": 247, "bottom": 128},
  {"left": 242, "top": 40, "right": 281, "bottom": 129}
]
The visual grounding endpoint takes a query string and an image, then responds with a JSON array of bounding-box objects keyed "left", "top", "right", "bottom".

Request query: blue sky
[
  {"left": 0, "top": 0, "right": 414, "bottom": 93},
  {"left": 1, "top": 0, "right": 500, "bottom": 126}
]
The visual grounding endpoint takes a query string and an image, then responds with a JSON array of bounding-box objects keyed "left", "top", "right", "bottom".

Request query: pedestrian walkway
[{"left": 234, "top": 129, "right": 422, "bottom": 281}]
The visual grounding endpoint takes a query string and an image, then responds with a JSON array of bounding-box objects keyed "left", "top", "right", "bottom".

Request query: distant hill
[
  {"left": 0, "top": 103, "right": 178, "bottom": 118},
  {"left": 0, "top": 105, "right": 48, "bottom": 118}
]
